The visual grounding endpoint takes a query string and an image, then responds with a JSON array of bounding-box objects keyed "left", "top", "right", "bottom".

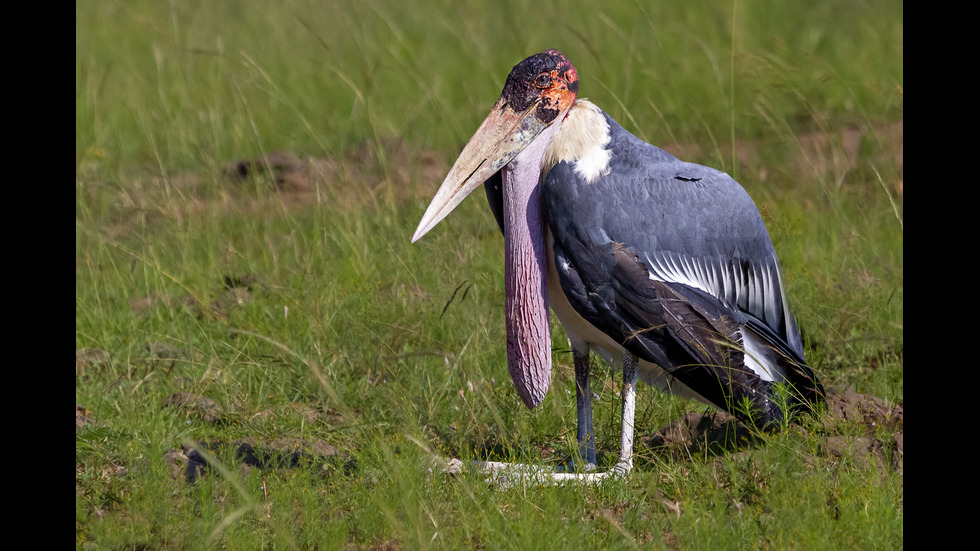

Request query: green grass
[{"left": 77, "top": 1, "right": 902, "bottom": 549}]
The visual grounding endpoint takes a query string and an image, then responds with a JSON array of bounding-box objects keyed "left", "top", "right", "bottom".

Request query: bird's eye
[{"left": 533, "top": 73, "right": 552, "bottom": 88}]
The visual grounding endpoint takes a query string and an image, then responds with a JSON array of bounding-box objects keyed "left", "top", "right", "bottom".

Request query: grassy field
[{"left": 76, "top": 1, "right": 903, "bottom": 549}]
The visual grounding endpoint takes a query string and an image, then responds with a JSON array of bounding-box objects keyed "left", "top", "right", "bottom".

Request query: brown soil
[{"left": 642, "top": 386, "right": 903, "bottom": 475}]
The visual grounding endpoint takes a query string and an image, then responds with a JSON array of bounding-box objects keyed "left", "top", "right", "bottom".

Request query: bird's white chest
[{"left": 545, "top": 231, "right": 621, "bottom": 363}]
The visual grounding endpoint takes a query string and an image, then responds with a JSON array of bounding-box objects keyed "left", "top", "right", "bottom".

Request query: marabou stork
[{"left": 413, "top": 50, "right": 822, "bottom": 482}]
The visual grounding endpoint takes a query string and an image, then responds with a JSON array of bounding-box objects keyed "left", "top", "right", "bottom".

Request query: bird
[{"left": 412, "top": 50, "right": 823, "bottom": 482}]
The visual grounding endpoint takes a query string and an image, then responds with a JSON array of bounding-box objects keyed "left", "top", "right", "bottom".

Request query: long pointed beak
[{"left": 412, "top": 98, "right": 548, "bottom": 243}]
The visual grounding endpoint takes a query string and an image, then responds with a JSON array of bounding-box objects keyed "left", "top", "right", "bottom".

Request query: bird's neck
[{"left": 543, "top": 99, "right": 612, "bottom": 183}]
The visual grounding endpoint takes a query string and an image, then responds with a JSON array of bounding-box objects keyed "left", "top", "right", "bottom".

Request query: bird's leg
[
  {"left": 574, "top": 347, "right": 597, "bottom": 470},
  {"left": 430, "top": 352, "right": 637, "bottom": 487},
  {"left": 450, "top": 352, "right": 637, "bottom": 487},
  {"left": 610, "top": 353, "right": 637, "bottom": 476}
]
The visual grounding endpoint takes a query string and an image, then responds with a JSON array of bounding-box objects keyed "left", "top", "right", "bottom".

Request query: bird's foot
[
  {"left": 608, "top": 459, "right": 633, "bottom": 478},
  {"left": 477, "top": 459, "right": 629, "bottom": 487},
  {"left": 427, "top": 455, "right": 629, "bottom": 488}
]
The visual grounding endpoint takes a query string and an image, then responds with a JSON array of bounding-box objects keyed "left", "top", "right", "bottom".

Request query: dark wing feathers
[
  {"left": 552, "top": 221, "right": 784, "bottom": 421},
  {"left": 484, "top": 170, "right": 505, "bottom": 235}
]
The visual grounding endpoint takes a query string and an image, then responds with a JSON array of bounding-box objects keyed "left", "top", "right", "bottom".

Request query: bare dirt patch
[
  {"left": 82, "top": 137, "right": 450, "bottom": 241},
  {"left": 642, "top": 386, "right": 903, "bottom": 475},
  {"left": 216, "top": 138, "right": 449, "bottom": 213}
]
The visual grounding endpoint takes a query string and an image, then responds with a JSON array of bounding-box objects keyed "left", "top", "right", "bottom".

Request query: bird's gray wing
[{"left": 542, "top": 124, "right": 820, "bottom": 420}]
